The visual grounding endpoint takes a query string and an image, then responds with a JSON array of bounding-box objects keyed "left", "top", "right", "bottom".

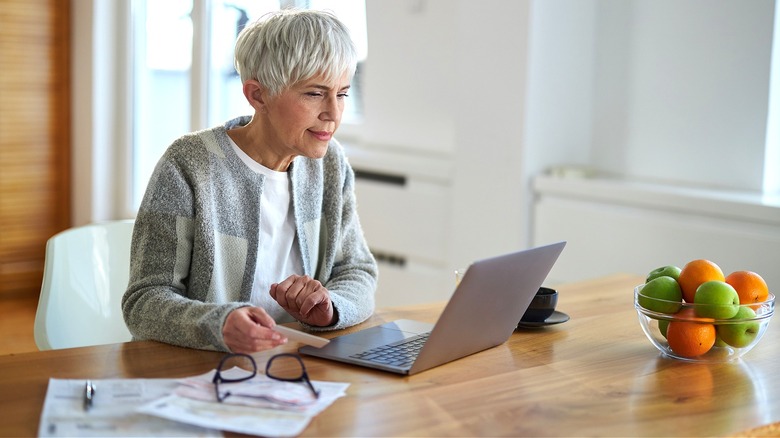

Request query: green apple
[
  {"left": 694, "top": 281, "right": 740, "bottom": 319},
  {"left": 646, "top": 265, "right": 682, "bottom": 283},
  {"left": 717, "top": 306, "right": 760, "bottom": 348},
  {"left": 638, "top": 276, "right": 683, "bottom": 314},
  {"left": 658, "top": 319, "right": 670, "bottom": 338}
]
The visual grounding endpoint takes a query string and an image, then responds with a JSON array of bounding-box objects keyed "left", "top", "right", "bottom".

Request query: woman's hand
[
  {"left": 222, "top": 306, "right": 287, "bottom": 353},
  {"left": 270, "top": 275, "right": 335, "bottom": 327}
]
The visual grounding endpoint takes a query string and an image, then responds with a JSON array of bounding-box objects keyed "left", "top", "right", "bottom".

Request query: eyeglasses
[{"left": 212, "top": 353, "right": 320, "bottom": 403}]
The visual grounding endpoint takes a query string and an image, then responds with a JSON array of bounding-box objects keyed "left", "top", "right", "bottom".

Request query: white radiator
[{"left": 532, "top": 174, "right": 780, "bottom": 292}]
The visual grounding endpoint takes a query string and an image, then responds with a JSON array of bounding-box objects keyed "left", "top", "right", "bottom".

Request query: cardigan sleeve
[{"left": 122, "top": 145, "right": 247, "bottom": 352}]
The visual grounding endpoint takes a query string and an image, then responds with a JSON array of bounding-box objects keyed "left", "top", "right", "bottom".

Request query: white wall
[
  {"left": 525, "top": 0, "right": 776, "bottom": 192},
  {"left": 592, "top": 1, "right": 774, "bottom": 191},
  {"left": 358, "top": 0, "right": 535, "bottom": 264},
  {"left": 450, "top": 1, "right": 532, "bottom": 266},
  {"left": 528, "top": 1, "right": 780, "bottom": 292},
  {"left": 523, "top": 0, "right": 598, "bottom": 233},
  {"left": 355, "top": 0, "right": 779, "bottom": 304},
  {"left": 361, "top": 0, "right": 457, "bottom": 155},
  {"left": 347, "top": 0, "right": 538, "bottom": 305}
]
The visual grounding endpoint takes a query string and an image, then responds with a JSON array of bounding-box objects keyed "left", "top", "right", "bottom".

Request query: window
[
  {"left": 764, "top": 0, "right": 780, "bottom": 196},
  {"left": 130, "top": 0, "right": 368, "bottom": 211}
]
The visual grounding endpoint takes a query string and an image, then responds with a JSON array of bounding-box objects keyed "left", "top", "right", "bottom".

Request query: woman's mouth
[{"left": 309, "top": 130, "right": 332, "bottom": 141}]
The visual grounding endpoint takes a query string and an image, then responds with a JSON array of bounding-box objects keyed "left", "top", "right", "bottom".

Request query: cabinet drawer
[
  {"left": 374, "top": 260, "right": 453, "bottom": 307},
  {"left": 355, "top": 176, "right": 450, "bottom": 265}
]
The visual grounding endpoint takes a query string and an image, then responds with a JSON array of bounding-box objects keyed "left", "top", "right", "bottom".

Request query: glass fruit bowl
[{"left": 634, "top": 284, "right": 775, "bottom": 362}]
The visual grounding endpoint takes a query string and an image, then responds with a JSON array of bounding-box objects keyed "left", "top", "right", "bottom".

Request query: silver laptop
[{"left": 299, "top": 241, "right": 566, "bottom": 375}]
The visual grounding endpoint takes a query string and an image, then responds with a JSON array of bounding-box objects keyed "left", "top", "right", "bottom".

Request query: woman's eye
[{"left": 304, "top": 91, "right": 348, "bottom": 99}]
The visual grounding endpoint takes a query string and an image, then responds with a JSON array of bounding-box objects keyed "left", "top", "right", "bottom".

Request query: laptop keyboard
[{"left": 349, "top": 333, "right": 431, "bottom": 368}]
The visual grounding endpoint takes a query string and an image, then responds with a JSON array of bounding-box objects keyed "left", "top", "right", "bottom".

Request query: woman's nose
[{"left": 319, "top": 96, "right": 341, "bottom": 121}]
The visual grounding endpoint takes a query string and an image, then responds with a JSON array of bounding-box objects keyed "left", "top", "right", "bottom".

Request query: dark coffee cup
[{"left": 521, "top": 287, "right": 558, "bottom": 323}]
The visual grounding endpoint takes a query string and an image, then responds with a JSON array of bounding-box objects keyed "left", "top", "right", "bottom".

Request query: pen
[{"left": 83, "top": 380, "right": 95, "bottom": 411}]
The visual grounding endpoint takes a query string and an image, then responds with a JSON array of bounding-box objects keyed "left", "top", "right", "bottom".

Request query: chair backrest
[{"left": 34, "top": 220, "right": 135, "bottom": 350}]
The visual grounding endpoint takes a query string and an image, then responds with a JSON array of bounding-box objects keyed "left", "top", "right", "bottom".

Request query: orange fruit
[
  {"left": 678, "top": 259, "right": 725, "bottom": 303},
  {"left": 673, "top": 307, "right": 714, "bottom": 323},
  {"left": 666, "top": 320, "right": 716, "bottom": 358},
  {"left": 725, "top": 270, "right": 769, "bottom": 304}
]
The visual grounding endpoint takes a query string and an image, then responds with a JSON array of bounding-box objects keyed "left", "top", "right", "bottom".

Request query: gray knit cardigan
[{"left": 122, "top": 116, "right": 378, "bottom": 352}]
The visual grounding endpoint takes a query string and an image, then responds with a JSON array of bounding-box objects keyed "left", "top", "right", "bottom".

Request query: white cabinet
[
  {"left": 346, "top": 145, "right": 456, "bottom": 307},
  {"left": 355, "top": 178, "right": 449, "bottom": 265},
  {"left": 532, "top": 174, "right": 780, "bottom": 291}
]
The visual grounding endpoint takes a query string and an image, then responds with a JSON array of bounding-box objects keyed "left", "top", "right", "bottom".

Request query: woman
[{"left": 122, "top": 9, "right": 377, "bottom": 353}]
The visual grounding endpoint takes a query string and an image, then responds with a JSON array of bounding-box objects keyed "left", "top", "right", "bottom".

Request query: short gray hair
[{"left": 234, "top": 9, "right": 357, "bottom": 95}]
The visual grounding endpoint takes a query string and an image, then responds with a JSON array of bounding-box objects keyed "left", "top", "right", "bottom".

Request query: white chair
[{"left": 34, "top": 220, "right": 135, "bottom": 350}]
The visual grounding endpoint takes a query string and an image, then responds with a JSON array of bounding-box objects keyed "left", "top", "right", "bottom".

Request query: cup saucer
[{"left": 516, "top": 310, "right": 570, "bottom": 329}]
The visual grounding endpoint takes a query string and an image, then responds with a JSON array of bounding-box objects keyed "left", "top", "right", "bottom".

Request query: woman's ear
[{"left": 243, "top": 80, "right": 267, "bottom": 112}]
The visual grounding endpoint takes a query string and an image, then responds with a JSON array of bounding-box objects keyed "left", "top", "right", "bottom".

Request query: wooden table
[{"left": 1, "top": 274, "right": 778, "bottom": 437}]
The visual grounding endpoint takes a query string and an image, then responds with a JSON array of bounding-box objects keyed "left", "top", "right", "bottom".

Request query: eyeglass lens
[
  {"left": 266, "top": 354, "right": 320, "bottom": 398},
  {"left": 266, "top": 354, "right": 306, "bottom": 380},
  {"left": 213, "top": 353, "right": 257, "bottom": 402}
]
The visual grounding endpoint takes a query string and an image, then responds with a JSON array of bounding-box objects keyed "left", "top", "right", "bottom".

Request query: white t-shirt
[{"left": 231, "top": 140, "right": 303, "bottom": 322}]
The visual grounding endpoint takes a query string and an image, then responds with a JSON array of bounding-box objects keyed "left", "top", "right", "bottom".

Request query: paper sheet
[
  {"left": 38, "top": 378, "right": 221, "bottom": 437},
  {"left": 138, "top": 367, "right": 349, "bottom": 437},
  {"left": 39, "top": 368, "right": 349, "bottom": 438}
]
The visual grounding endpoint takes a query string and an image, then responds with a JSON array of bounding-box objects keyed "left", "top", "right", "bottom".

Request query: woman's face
[{"left": 261, "top": 71, "right": 351, "bottom": 160}]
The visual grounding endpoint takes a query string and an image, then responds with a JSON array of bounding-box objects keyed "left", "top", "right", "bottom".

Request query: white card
[{"left": 274, "top": 325, "right": 330, "bottom": 348}]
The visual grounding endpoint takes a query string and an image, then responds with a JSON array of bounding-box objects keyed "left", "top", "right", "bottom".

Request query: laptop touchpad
[{"left": 335, "top": 321, "right": 430, "bottom": 346}]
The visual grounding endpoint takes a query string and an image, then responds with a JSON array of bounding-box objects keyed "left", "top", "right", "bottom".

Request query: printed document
[
  {"left": 39, "top": 378, "right": 219, "bottom": 437},
  {"left": 39, "top": 368, "right": 349, "bottom": 437},
  {"left": 138, "top": 367, "right": 349, "bottom": 437}
]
